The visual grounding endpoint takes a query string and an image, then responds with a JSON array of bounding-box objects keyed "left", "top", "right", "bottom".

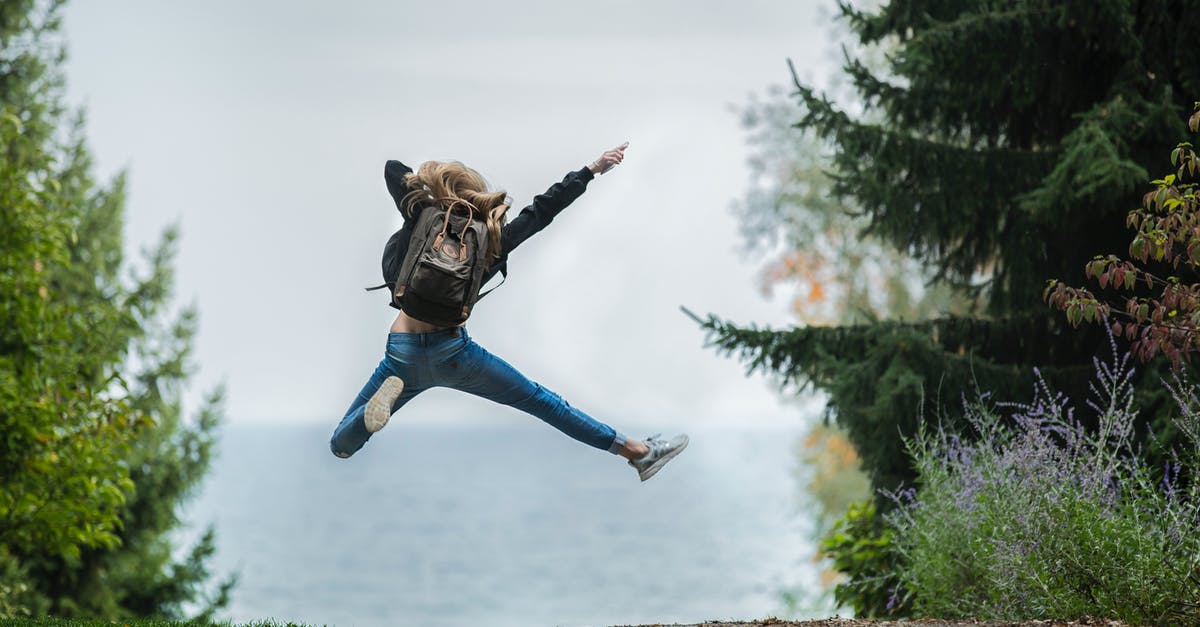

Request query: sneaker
[
  {"left": 629, "top": 433, "right": 689, "bottom": 482},
  {"left": 364, "top": 376, "right": 404, "bottom": 433}
]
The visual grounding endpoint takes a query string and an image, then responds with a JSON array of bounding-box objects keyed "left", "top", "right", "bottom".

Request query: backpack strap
[{"left": 476, "top": 262, "right": 507, "bottom": 301}]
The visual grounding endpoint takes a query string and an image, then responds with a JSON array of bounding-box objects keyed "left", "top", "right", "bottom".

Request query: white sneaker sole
[
  {"left": 638, "top": 435, "right": 689, "bottom": 482},
  {"left": 364, "top": 376, "right": 404, "bottom": 434}
]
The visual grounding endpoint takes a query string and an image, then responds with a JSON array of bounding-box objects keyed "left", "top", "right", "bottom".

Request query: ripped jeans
[{"left": 329, "top": 326, "right": 627, "bottom": 458}]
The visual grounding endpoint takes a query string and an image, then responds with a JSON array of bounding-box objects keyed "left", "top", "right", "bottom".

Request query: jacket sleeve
[
  {"left": 497, "top": 166, "right": 595, "bottom": 262},
  {"left": 384, "top": 160, "right": 418, "bottom": 219}
]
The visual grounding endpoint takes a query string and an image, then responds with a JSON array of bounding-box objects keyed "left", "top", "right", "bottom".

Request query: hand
[{"left": 588, "top": 142, "right": 629, "bottom": 175}]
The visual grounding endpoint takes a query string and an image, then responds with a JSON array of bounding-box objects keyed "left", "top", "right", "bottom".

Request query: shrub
[
  {"left": 820, "top": 500, "right": 910, "bottom": 617},
  {"left": 886, "top": 335, "right": 1200, "bottom": 623}
]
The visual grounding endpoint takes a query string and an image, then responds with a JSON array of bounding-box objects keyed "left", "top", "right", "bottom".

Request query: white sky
[{"left": 61, "top": 1, "right": 838, "bottom": 430}]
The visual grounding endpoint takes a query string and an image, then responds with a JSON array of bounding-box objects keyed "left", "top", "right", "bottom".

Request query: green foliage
[
  {"left": 707, "top": 0, "right": 1200, "bottom": 502},
  {"left": 1046, "top": 105, "right": 1200, "bottom": 365},
  {"left": 0, "top": 0, "right": 230, "bottom": 619},
  {"left": 887, "top": 348, "right": 1200, "bottom": 623},
  {"left": 0, "top": 549, "right": 34, "bottom": 619},
  {"left": 1, "top": 0, "right": 137, "bottom": 578},
  {"left": 819, "top": 500, "right": 908, "bottom": 618}
]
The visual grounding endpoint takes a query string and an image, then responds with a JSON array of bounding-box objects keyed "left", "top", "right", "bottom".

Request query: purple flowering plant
[{"left": 884, "top": 332, "right": 1200, "bottom": 623}]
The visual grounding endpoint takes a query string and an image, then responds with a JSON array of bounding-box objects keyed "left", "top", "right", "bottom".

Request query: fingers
[
  {"left": 605, "top": 145, "right": 626, "bottom": 164},
  {"left": 592, "top": 141, "right": 629, "bottom": 174}
]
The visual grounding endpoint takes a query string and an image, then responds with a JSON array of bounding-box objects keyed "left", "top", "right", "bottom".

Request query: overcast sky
[{"left": 60, "top": 1, "right": 839, "bottom": 431}]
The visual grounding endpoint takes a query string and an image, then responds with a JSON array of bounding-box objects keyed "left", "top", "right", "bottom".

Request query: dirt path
[{"left": 614, "top": 618, "right": 1128, "bottom": 627}]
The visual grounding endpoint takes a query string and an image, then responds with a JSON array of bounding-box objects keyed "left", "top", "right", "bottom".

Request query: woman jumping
[{"left": 329, "top": 143, "right": 688, "bottom": 482}]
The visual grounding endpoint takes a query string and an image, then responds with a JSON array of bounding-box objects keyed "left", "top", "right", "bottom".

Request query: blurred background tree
[
  {"left": 731, "top": 0, "right": 975, "bottom": 497},
  {"left": 732, "top": 6, "right": 961, "bottom": 605},
  {"left": 0, "top": 0, "right": 231, "bottom": 619}
]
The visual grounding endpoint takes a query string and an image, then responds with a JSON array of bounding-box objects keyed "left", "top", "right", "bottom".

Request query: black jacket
[{"left": 381, "top": 159, "right": 595, "bottom": 309}]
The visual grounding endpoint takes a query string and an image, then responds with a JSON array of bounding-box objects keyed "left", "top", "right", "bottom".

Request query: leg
[
  {"left": 446, "top": 338, "right": 687, "bottom": 480},
  {"left": 329, "top": 356, "right": 423, "bottom": 458},
  {"left": 444, "top": 338, "right": 628, "bottom": 454}
]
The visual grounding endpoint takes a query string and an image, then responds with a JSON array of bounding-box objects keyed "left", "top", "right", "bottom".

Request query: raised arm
[{"left": 497, "top": 142, "right": 628, "bottom": 260}]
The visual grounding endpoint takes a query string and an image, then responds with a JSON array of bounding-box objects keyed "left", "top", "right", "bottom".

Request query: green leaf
[
  {"left": 2, "top": 111, "right": 22, "bottom": 132},
  {"left": 1130, "top": 237, "right": 1145, "bottom": 259}
]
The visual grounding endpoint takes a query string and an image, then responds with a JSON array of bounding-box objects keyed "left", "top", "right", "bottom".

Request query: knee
[{"left": 329, "top": 438, "right": 353, "bottom": 459}]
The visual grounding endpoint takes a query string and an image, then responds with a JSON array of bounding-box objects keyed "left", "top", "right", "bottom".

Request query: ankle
[{"left": 620, "top": 439, "right": 650, "bottom": 461}]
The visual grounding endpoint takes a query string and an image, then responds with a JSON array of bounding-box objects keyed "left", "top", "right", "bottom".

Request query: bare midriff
[{"left": 389, "top": 310, "right": 464, "bottom": 334}]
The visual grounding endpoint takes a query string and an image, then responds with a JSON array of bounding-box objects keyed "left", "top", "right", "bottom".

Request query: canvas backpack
[{"left": 371, "top": 199, "right": 499, "bottom": 327}]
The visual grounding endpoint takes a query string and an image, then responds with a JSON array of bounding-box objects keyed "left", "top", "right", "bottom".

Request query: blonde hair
[{"left": 401, "top": 161, "right": 509, "bottom": 263}]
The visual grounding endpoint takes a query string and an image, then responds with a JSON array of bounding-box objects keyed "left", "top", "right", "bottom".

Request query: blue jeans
[{"left": 330, "top": 327, "right": 628, "bottom": 458}]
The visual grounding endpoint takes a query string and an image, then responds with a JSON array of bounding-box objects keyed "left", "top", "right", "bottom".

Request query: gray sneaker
[
  {"left": 629, "top": 433, "right": 689, "bottom": 482},
  {"left": 364, "top": 376, "right": 404, "bottom": 433}
]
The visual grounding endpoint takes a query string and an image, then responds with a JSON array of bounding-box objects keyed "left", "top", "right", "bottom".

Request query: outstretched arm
[{"left": 497, "top": 142, "right": 629, "bottom": 260}]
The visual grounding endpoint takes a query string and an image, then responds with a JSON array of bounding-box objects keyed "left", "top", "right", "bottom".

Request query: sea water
[{"left": 184, "top": 421, "right": 823, "bottom": 627}]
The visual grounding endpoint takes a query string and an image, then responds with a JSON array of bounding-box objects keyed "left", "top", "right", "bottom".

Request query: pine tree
[
  {"left": 699, "top": 0, "right": 1200, "bottom": 498},
  {"left": 0, "top": 0, "right": 231, "bottom": 618}
]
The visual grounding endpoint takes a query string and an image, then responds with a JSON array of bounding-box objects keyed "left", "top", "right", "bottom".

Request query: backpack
[{"left": 377, "top": 200, "right": 494, "bottom": 327}]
